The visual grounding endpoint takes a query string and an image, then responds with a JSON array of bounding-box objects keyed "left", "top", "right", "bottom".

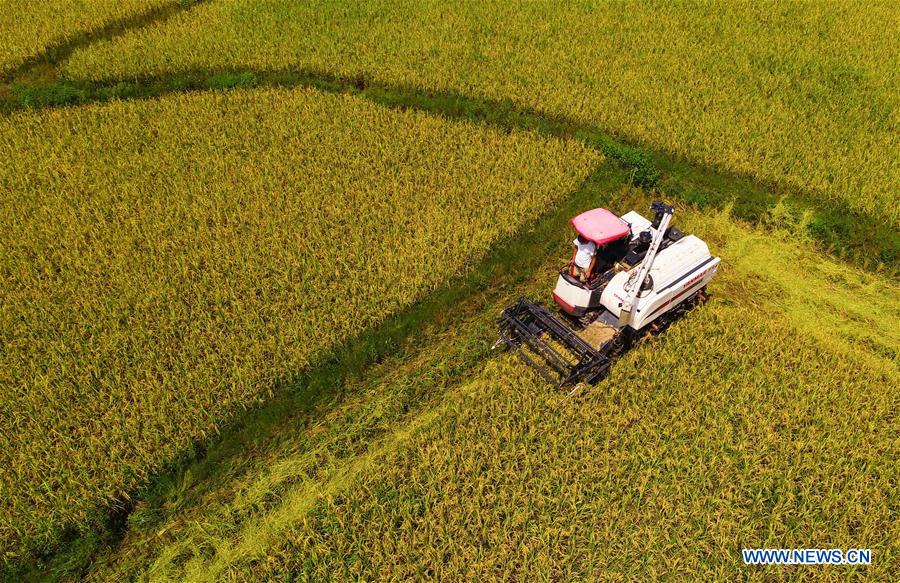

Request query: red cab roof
[{"left": 571, "top": 208, "right": 630, "bottom": 245}]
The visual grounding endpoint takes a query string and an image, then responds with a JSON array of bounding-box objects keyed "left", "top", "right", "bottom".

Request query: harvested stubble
[
  {"left": 0, "top": 86, "right": 600, "bottom": 560},
  {"left": 62, "top": 0, "right": 900, "bottom": 225},
  {"left": 265, "top": 317, "right": 896, "bottom": 581},
  {"left": 0, "top": 0, "right": 171, "bottom": 75}
]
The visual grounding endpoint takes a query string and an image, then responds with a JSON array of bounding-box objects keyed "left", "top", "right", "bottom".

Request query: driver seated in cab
[{"left": 570, "top": 234, "right": 597, "bottom": 283}]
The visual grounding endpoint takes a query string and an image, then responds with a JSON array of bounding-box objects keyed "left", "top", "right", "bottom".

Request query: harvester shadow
[{"left": 4, "top": 6, "right": 895, "bottom": 577}]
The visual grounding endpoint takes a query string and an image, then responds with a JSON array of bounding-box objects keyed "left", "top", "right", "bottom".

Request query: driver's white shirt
[{"left": 573, "top": 238, "right": 597, "bottom": 268}]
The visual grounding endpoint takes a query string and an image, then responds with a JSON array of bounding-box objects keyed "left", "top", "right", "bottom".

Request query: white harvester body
[
  {"left": 497, "top": 202, "right": 721, "bottom": 386},
  {"left": 599, "top": 233, "right": 719, "bottom": 330},
  {"left": 551, "top": 204, "right": 719, "bottom": 331}
]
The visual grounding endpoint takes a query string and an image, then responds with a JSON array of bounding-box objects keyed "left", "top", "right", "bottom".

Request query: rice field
[
  {"left": 61, "top": 0, "right": 900, "bottom": 226},
  {"left": 267, "top": 340, "right": 895, "bottom": 582},
  {"left": 4, "top": 0, "right": 898, "bottom": 578},
  {"left": 71, "top": 201, "right": 899, "bottom": 581},
  {"left": 269, "top": 314, "right": 895, "bottom": 582},
  {"left": 0, "top": 86, "right": 599, "bottom": 561},
  {"left": 0, "top": 0, "right": 171, "bottom": 75}
]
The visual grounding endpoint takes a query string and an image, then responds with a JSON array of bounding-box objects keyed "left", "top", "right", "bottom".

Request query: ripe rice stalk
[
  {"left": 92, "top": 201, "right": 898, "bottom": 582},
  {"left": 0, "top": 0, "right": 172, "bottom": 75},
  {"left": 0, "top": 85, "right": 600, "bottom": 561},
  {"left": 61, "top": 0, "right": 900, "bottom": 226}
]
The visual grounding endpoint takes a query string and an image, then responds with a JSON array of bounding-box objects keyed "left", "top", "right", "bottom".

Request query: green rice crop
[
  {"left": 0, "top": 0, "right": 171, "bottom": 75},
  {"left": 74, "top": 199, "right": 899, "bottom": 581},
  {"left": 61, "top": 0, "right": 900, "bottom": 225},
  {"left": 0, "top": 86, "right": 600, "bottom": 561}
]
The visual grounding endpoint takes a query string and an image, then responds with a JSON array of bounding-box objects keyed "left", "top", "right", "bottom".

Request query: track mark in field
[
  {"left": 0, "top": 0, "right": 213, "bottom": 85},
  {"left": 179, "top": 375, "right": 481, "bottom": 582},
  {"left": 3, "top": 66, "right": 894, "bottom": 276},
  {"left": 1, "top": 153, "right": 619, "bottom": 581}
]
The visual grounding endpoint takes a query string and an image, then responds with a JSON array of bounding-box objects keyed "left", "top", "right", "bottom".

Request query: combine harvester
[{"left": 496, "top": 202, "right": 720, "bottom": 386}]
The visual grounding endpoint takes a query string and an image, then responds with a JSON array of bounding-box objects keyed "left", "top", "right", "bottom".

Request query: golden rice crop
[
  {"left": 0, "top": 86, "right": 600, "bottom": 560},
  {"left": 78, "top": 200, "right": 898, "bottom": 581},
  {"left": 0, "top": 0, "right": 170, "bottom": 75},
  {"left": 264, "top": 313, "right": 896, "bottom": 581},
  {"left": 61, "top": 0, "right": 900, "bottom": 225},
  {"left": 245, "top": 219, "right": 900, "bottom": 582}
]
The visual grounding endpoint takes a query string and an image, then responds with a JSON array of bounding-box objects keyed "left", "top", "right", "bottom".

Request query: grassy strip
[
  {"left": 54, "top": 0, "right": 900, "bottom": 226},
  {"left": 153, "top": 192, "right": 899, "bottom": 581},
  {"left": 5, "top": 159, "right": 628, "bottom": 581},
  {"left": 264, "top": 307, "right": 895, "bottom": 581},
  {"left": 3, "top": 69, "right": 896, "bottom": 273},
  {"left": 16, "top": 171, "right": 899, "bottom": 580}
]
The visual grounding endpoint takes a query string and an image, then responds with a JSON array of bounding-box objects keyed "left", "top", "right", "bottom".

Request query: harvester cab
[{"left": 495, "top": 202, "right": 720, "bottom": 387}]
